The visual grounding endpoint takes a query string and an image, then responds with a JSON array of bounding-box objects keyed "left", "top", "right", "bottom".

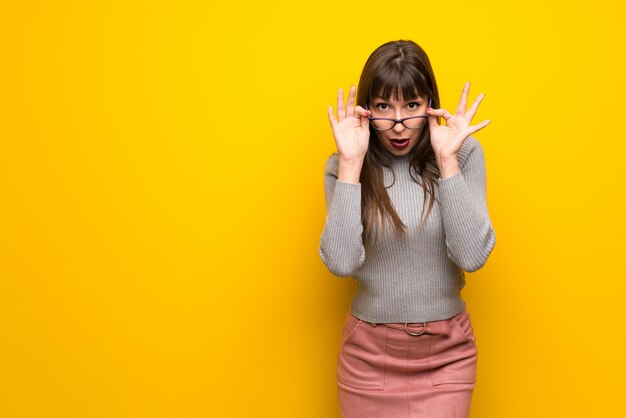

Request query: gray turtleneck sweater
[{"left": 318, "top": 136, "right": 496, "bottom": 323}]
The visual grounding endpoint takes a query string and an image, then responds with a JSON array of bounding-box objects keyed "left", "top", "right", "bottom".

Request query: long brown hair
[{"left": 356, "top": 40, "right": 441, "bottom": 241}]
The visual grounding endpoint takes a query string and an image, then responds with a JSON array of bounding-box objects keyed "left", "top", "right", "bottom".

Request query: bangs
[{"left": 370, "top": 62, "right": 430, "bottom": 103}]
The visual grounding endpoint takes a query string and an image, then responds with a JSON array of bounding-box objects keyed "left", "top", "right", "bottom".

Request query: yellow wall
[{"left": 1, "top": 1, "right": 625, "bottom": 417}]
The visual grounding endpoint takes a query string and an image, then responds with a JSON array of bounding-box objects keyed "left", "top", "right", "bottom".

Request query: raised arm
[
  {"left": 426, "top": 82, "right": 496, "bottom": 271},
  {"left": 318, "top": 85, "right": 371, "bottom": 277}
]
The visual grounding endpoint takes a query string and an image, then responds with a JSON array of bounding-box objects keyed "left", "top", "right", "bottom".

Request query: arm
[
  {"left": 436, "top": 138, "right": 496, "bottom": 272},
  {"left": 318, "top": 153, "right": 366, "bottom": 277}
]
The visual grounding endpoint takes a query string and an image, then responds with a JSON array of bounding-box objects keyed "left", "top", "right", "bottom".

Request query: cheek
[
  {"left": 374, "top": 131, "right": 387, "bottom": 142},
  {"left": 413, "top": 127, "right": 426, "bottom": 140}
]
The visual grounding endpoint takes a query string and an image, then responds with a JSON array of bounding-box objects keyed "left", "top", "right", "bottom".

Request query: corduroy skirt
[{"left": 337, "top": 309, "right": 478, "bottom": 418}]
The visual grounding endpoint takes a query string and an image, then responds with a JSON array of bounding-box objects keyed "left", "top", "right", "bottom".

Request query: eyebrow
[{"left": 371, "top": 97, "right": 424, "bottom": 103}]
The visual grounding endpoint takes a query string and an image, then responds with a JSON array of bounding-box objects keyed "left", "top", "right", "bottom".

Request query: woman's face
[{"left": 369, "top": 91, "right": 429, "bottom": 158}]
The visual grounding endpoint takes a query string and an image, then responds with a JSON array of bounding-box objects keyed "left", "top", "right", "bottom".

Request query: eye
[
  {"left": 375, "top": 103, "right": 388, "bottom": 110},
  {"left": 408, "top": 102, "right": 421, "bottom": 110}
]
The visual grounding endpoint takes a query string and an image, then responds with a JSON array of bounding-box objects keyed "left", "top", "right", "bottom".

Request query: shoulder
[
  {"left": 324, "top": 151, "right": 340, "bottom": 177},
  {"left": 457, "top": 136, "right": 485, "bottom": 170}
]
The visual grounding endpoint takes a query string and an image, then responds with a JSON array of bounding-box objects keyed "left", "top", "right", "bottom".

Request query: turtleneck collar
[
  {"left": 378, "top": 149, "right": 412, "bottom": 165},
  {"left": 391, "top": 152, "right": 412, "bottom": 163}
]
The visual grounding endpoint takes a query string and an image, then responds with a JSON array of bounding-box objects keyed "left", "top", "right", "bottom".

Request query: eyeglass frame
[{"left": 365, "top": 97, "right": 433, "bottom": 131}]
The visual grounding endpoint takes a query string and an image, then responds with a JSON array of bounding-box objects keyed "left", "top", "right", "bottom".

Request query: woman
[{"left": 319, "top": 40, "right": 496, "bottom": 417}]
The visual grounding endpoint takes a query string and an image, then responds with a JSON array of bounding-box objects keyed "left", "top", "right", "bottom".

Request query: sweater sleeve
[
  {"left": 318, "top": 153, "right": 366, "bottom": 277},
  {"left": 436, "top": 138, "right": 496, "bottom": 272}
]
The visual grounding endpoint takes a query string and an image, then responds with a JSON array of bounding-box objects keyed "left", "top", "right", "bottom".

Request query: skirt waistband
[{"left": 356, "top": 310, "right": 466, "bottom": 336}]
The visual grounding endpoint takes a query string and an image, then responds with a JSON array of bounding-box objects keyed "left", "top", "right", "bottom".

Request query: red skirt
[{"left": 337, "top": 309, "right": 478, "bottom": 418}]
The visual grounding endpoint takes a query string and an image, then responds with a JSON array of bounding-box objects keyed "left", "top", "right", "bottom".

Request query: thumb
[
  {"left": 355, "top": 106, "right": 370, "bottom": 130},
  {"left": 427, "top": 109, "right": 439, "bottom": 127},
  {"left": 328, "top": 105, "right": 338, "bottom": 129},
  {"left": 426, "top": 107, "right": 447, "bottom": 128}
]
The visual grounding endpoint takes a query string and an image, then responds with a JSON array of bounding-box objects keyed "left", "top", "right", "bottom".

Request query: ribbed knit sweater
[{"left": 319, "top": 136, "right": 496, "bottom": 323}]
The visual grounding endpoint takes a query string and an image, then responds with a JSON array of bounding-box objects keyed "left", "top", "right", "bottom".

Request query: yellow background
[{"left": 1, "top": 1, "right": 625, "bottom": 417}]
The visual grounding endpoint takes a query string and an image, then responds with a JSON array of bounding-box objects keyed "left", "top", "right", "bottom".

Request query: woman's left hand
[{"left": 426, "top": 82, "right": 491, "bottom": 162}]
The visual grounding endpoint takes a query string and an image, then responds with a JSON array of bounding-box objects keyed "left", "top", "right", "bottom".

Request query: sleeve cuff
[{"left": 437, "top": 170, "right": 462, "bottom": 184}]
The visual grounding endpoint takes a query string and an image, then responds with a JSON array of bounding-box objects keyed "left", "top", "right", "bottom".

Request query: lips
[{"left": 389, "top": 138, "right": 410, "bottom": 150}]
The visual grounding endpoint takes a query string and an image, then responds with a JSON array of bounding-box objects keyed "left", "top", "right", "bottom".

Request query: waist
[
  {"left": 352, "top": 309, "right": 466, "bottom": 335},
  {"left": 349, "top": 288, "right": 466, "bottom": 324}
]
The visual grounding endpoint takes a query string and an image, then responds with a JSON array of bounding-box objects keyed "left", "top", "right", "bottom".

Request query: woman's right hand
[{"left": 327, "top": 85, "right": 371, "bottom": 161}]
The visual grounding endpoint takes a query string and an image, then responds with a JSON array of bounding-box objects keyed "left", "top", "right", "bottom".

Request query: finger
[
  {"left": 427, "top": 108, "right": 453, "bottom": 121},
  {"left": 337, "top": 88, "right": 345, "bottom": 122},
  {"left": 466, "top": 119, "right": 491, "bottom": 136},
  {"left": 465, "top": 93, "right": 485, "bottom": 123},
  {"left": 455, "top": 81, "right": 470, "bottom": 115},
  {"left": 355, "top": 105, "right": 370, "bottom": 130},
  {"left": 346, "top": 85, "right": 356, "bottom": 118}
]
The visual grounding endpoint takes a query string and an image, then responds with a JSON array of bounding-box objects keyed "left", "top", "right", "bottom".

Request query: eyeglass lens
[{"left": 370, "top": 117, "right": 427, "bottom": 130}]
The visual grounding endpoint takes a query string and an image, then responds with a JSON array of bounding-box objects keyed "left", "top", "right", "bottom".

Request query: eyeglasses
[{"left": 365, "top": 98, "right": 432, "bottom": 131}]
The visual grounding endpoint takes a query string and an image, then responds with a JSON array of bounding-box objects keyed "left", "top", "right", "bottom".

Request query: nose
[{"left": 392, "top": 118, "right": 406, "bottom": 133}]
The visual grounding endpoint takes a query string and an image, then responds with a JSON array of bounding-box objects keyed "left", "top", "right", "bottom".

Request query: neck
[{"left": 392, "top": 152, "right": 411, "bottom": 162}]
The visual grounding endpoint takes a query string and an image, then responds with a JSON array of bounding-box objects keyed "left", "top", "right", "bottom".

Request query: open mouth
[{"left": 389, "top": 138, "right": 410, "bottom": 149}]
